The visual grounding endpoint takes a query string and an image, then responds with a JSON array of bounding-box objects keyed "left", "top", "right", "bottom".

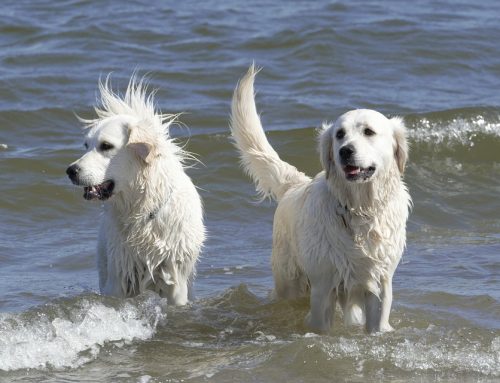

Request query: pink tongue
[{"left": 345, "top": 166, "right": 360, "bottom": 175}]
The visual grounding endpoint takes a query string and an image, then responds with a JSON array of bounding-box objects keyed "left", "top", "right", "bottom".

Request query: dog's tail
[{"left": 230, "top": 65, "right": 310, "bottom": 202}]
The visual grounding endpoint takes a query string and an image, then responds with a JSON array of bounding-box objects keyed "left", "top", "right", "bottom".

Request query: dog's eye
[
  {"left": 364, "top": 128, "right": 375, "bottom": 136},
  {"left": 335, "top": 129, "right": 345, "bottom": 140},
  {"left": 99, "top": 142, "right": 114, "bottom": 151},
  {"left": 84, "top": 142, "right": 89, "bottom": 150}
]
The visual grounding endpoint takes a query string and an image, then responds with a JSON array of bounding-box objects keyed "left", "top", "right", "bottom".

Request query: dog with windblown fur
[
  {"left": 230, "top": 65, "right": 411, "bottom": 333},
  {"left": 66, "top": 77, "right": 205, "bottom": 305}
]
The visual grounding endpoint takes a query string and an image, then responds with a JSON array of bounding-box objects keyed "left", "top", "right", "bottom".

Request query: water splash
[
  {"left": 407, "top": 110, "right": 500, "bottom": 147},
  {"left": 0, "top": 293, "right": 167, "bottom": 371}
]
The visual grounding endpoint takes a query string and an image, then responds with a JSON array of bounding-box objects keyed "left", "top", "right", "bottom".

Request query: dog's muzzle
[
  {"left": 339, "top": 145, "right": 376, "bottom": 181},
  {"left": 66, "top": 164, "right": 115, "bottom": 201},
  {"left": 83, "top": 181, "right": 115, "bottom": 200},
  {"left": 342, "top": 165, "right": 376, "bottom": 181},
  {"left": 66, "top": 164, "right": 80, "bottom": 184}
]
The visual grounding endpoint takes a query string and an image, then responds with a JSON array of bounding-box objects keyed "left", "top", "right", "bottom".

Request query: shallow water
[{"left": 0, "top": 0, "right": 499, "bottom": 381}]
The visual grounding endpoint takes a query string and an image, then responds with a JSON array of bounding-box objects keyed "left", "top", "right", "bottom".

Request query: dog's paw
[
  {"left": 343, "top": 302, "right": 366, "bottom": 327},
  {"left": 379, "top": 322, "right": 394, "bottom": 333}
]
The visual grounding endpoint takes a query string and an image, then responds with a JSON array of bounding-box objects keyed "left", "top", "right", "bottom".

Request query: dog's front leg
[
  {"left": 305, "top": 274, "right": 335, "bottom": 334},
  {"left": 160, "top": 262, "right": 189, "bottom": 305},
  {"left": 166, "top": 281, "right": 189, "bottom": 306},
  {"left": 102, "top": 263, "right": 124, "bottom": 297},
  {"left": 365, "top": 278, "right": 395, "bottom": 333},
  {"left": 97, "top": 229, "right": 108, "bottom": 293},
  {"left": 379, "top": 277, "right": 394, "bottom": 332}
]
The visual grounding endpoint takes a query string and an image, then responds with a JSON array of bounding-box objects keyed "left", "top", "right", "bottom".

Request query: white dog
[
  {"left": 66, "top": 77, "right": 205, "bottom": 305},
  {"left": 230, "top": 66, "right": 411, "bottom": 333}
]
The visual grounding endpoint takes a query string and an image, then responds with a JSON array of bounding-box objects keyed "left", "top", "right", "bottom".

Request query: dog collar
[
  {"left": 146, "top": 193, "right": 171, "bottom": 220},
  {"left": 148, "top": 202, "right": 166, "bottom": 220},
  {"left": 336, "top": 202, "right": 350, "bottom": 229}
]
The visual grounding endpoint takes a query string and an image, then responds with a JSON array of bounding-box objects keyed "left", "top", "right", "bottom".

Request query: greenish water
[{"left": 0, "top": 1, "right": 499, "bottom": 382}]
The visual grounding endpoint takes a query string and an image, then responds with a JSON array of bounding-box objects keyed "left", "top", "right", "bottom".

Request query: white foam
[
  {"left": 304, "top": 332, "right": 319, "bottom": 338},
  {"left": 254, "top": 331, "right": 277, "bottom": 342},
  {"left": 0, "top": 295, "right": 166, "bottom": 371},
  {"left": 409, "top": 114, "right": 500, "bottom": 146},
  {"left": 318, "top": 331, "right": 500, "bottom": 376}
]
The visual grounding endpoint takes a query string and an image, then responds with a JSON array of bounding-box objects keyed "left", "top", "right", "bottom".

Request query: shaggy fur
[
  {"left": 230, "top": 65, "right": 411, "bottom": 333},
  {"left": 66, "top": 76, "right": 205, "bottom": 305}
]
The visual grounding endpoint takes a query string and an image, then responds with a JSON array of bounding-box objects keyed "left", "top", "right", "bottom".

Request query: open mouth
[
  {"left": 83, "top": 180, "right": 115, "bottom": 201},
  {"left": 342, "top": 165, "right": 376, "bottom": 181}
]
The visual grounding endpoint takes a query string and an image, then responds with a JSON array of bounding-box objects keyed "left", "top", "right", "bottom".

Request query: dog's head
[
  {"left": 66, "top": 115, "right": 160, "bottom": 201},
  {"left": 319, "top": 109, "right": 408, "bottom": 183},
  {"left": 66, "top": 76, "right": 174, "bottom": 201}
]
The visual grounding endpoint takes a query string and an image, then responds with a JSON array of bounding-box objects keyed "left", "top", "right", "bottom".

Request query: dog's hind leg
[
  {"left": 343, "top": 287, "right": 366, "bottom": 327},
  {"left": 337, "top": 286, "right": 347, "bottom": 316},
  {"left": 271, "top": 236, "right": 308, "bottom": 300}
]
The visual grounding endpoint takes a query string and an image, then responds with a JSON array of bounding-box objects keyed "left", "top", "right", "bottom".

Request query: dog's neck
[
  {"left": 109, "top": 152, "right": 184, "bottom": 224},
  {"left": 329, "top": 164, "right": 402, "bottom": 216}
]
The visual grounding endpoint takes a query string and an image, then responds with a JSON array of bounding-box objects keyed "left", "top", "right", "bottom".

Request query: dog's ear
[
  {"left": 127, "top": 125, "right": 155, "bottom": 164},
  {"left": 128, "top": 141, "right": 153, "bottom": 163},
  {"left": 319, "top": 123, "right": 334, "bottom": 179},
  {"left": 391, "top": 116, "right": 408, "bottom": 174}
]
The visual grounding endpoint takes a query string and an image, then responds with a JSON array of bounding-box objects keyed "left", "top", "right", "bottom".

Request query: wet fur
[
  {"left": 67, "top": 77, "right": 205, "bottom": 304},
  {"left": 230, "top": 65, "right": 411, "bottom": 333}
]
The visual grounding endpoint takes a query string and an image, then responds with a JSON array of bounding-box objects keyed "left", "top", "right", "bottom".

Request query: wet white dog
[
  {"left": 230, "top": 66, "right": 411, "bottom": 333},
  {"left": 66, "top": 77, "right": 205, "bottom": 305}
]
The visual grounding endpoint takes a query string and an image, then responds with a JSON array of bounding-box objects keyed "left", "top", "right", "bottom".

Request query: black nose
[
  {"left": 66, "top": 164, "right": 80, "bottom": 182},
  {"left": 339, "top": 145, "right": 354, "bottom": 162}
]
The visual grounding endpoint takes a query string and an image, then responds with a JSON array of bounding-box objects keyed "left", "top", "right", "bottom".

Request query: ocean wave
[
  {"left": 166, "top": 286, "right": 500, "bottom": 379},
  {"left": 1, "top": 285, "right": 498, "bottom": 380},
  {"left": 0, "top": 293, "right": 167, "bottom": 371},
  {"left": 406, "top": 108, "right": 500, "bottom": 146},
  {"left": 317, "top": 327, "right": 500, "bottom": 377}
]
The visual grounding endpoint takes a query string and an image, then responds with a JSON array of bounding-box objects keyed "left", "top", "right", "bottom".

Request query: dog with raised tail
[
  {"left": 230, "top": 65, "right": 411, "bottom": 333},
  {"left": 66, "top": 76, "right": 205, "bottom": 305}
]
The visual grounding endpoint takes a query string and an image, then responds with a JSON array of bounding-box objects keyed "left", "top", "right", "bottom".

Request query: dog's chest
[{"left": 333, "top": 205, "right": 405, "bottom": 269}]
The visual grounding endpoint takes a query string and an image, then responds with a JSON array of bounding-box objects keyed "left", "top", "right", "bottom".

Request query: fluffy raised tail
[{"left": 230, "top": 65, "right": 310, "bottom": 201}]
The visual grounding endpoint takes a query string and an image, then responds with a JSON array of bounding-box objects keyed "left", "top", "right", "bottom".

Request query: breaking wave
[{"left": 0, "top": 293, "right": 167, "bottom": 371}]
